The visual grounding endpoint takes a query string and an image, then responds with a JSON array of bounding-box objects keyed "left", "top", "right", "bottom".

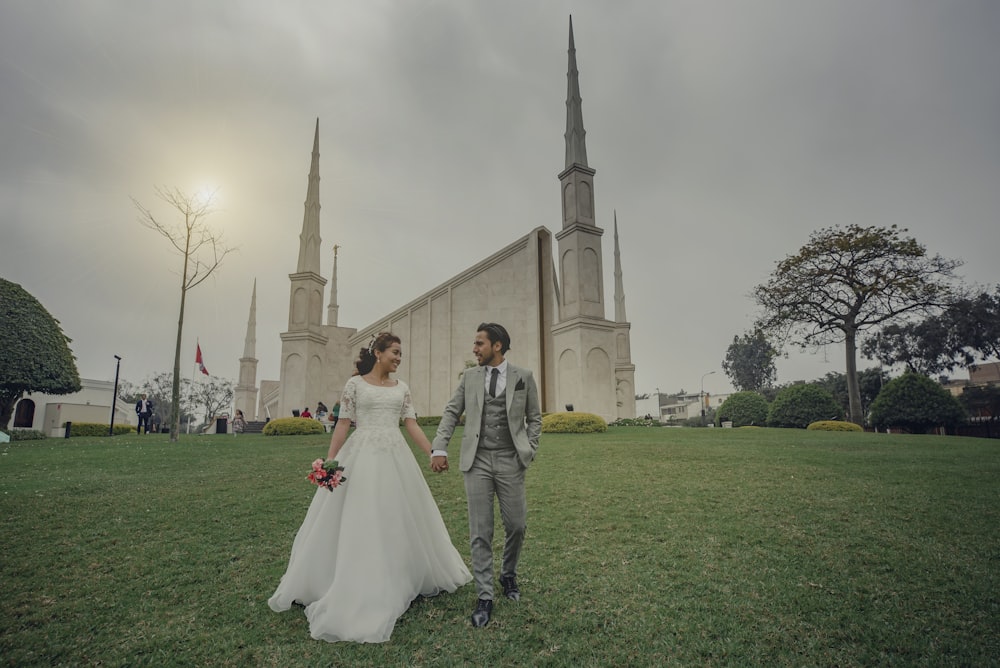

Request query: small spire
[
  {"left": 564, "top": 15, "right": 588, "bottom": 169},
  {"left": 613, "top": 212, "right": 627, "bottom": 323},
  {"left": 327, "top": 244, "right": 340, "bottom": 326}
]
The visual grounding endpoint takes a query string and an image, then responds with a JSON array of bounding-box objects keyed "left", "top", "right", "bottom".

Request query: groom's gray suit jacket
[{"left": 432, "top": 363, "right": 542, "bottom": 472}]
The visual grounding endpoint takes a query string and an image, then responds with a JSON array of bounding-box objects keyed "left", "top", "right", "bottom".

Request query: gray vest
[{"left": 479, "top": 389, "right": 514, "bottom": 451}]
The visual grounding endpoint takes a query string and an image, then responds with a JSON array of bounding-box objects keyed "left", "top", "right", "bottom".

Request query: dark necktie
[{"left": 489, "top": 368, "right": 499, "bottom": 397}]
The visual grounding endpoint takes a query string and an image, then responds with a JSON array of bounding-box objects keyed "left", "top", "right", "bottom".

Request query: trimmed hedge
[
  {"left": 807, "top": 420, "right": 863, "bottom": 432},
  {"left": 69, "top": 423, "right": 135, "bottom": 437},
  {"left": 4, "top": 429, "right": 47, "bottom": 441},
  {"left": 610, "top": 417, "right": 661, "bottom": 427},
  {"left": 767, "top": 384, "right": 843, "bottom": 429},
  {"left": 716, "top": 391, "right": 769, "bottom": 427},
  {"left": 416, "top": 415, "right": 442, "bottom": 426},
  {"left": 869, "top": 371, "right": 966, "bottom": 433},
  {"left": 262, "top": 417, "right": 326, "bottom": 436},
  {"left": 541, "top": 412, "right": 607, "bottom": 433}
]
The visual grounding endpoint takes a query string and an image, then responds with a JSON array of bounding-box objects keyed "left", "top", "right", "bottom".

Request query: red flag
[{"left": 195, "top": 343, "right": 209, "bottom": 376}]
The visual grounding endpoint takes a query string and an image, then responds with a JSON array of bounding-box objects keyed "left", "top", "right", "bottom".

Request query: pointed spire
[
  {"left": 564, "top": 15, "right": 589, "bottom": 169},
  {"left": 327, "top": 244, "right": 340, "bottom": 326},
  {"left": 296, "top": 118, "right": 322, "bottom": 274},
  {"left": 613, "top": 212, "right": 627, "bottom": 323},
  {"left": 243, "top": 279, "right": 257, "bottom": 359}
]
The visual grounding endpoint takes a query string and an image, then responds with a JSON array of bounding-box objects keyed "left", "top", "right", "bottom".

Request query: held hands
[{"left": 430, "top": 455, "right": 449, "bottom": 473}]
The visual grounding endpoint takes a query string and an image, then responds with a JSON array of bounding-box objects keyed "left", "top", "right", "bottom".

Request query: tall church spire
[
  {"left": 296, "top": 118, "right": 322, "bottom": 275},
  {"left": 613, "top": 212, "right": 627, "bottom": 323},
  {"left": 327, "top": 244, "right": 340, "bottom": 326},
  {"left": 564, "top": 15, "right": 589, "bottom": 169}
]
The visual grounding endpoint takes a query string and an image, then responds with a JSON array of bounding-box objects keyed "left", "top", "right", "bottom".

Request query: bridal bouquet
[{"left": 307, "top": 458, "right": 347, "bottom": 491}]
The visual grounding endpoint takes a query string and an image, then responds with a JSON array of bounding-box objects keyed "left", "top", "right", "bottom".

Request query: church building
[{"left": 236, "top": 19, "right": 636, "bottom": 424}]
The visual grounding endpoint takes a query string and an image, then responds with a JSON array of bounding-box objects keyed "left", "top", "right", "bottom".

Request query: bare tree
[
  {"left": 133, "top": 187, "right": 234, "bottom": 442},
  {"left": 189, "top": 376, "right": 234, "bottom": 430}
]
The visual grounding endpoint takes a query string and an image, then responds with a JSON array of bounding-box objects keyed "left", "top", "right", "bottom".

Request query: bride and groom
[{"left": 268, "top": 323, "right": 542, "bottom": 643}]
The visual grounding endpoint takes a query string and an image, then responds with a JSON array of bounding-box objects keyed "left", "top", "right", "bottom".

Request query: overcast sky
[{"left": 2, "top": 0, "right": 998, "bottom": 401}]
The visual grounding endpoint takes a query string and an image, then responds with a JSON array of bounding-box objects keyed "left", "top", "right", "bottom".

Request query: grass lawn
[{"left": 1, "top": 427, "right": 997, "bottom": 666}]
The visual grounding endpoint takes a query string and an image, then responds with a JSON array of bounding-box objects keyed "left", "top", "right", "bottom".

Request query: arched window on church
[{"left": 14, "top": 398, "right": 35, "bottom": 428}]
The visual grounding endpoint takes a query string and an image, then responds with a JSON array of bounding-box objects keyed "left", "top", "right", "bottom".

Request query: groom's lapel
[
  {"left": 506, "top": 366, "right": 519, "bottom": 411},
  {"left": 471, "top": 366, "right": 485, "bottom": 408}
]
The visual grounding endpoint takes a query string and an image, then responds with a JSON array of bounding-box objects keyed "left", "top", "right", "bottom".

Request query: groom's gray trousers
[
  {"left": 464, "top": 391, "right": 527, "bottom": 601},
  {"left": 465, "top": 446, "right": 526, "bottom": 601}
]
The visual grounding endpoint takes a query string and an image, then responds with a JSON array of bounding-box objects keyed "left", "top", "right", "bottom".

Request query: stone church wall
[{"left": 349, "top": 227, "right": 555, "bottom": 417}]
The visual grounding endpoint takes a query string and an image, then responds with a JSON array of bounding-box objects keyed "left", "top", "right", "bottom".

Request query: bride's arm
[
  {"left": 403, "top": 418, "right": 433, "bottom": 458},
  {"left": 326, "top": 419, "right": 352, "bottom": 460}
]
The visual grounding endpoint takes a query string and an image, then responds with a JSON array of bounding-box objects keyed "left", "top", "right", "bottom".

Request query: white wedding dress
[{"left": 268, "top": 376, "right": 471, "bottom": 643}]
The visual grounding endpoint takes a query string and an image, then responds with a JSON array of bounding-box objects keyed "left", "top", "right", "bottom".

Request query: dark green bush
[
  {"left": 68, "top": 423, "right": 135, "bottom": 437},
  {"left": 716, "top": 391, "right": 768, "bottom": 427},
  {"left": 416, "top": 415, "right": 442, "bottom": 426},
  {"left": 869, "top": 371, "right": 967, "bottom": 434},
  {"left": 767, "top": 384, "right": 843, "bottom": 429},
  {"left": 609, "top": 417, "right": 661, "bottom": 427},
  {"left": 262, "top": 417, "right": 326, "bottom": 436},
  {"left": 541, "top": 412, "right": 607, "bottom": 433},
  {"left": 5, "top": 429, "right": 47, "bottom": 441},
  {"left": 807, "top": 420, "right": 863, "bottom": 432}
]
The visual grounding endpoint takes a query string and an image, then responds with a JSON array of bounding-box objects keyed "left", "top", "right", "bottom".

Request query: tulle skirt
[{"left": 268, "top": 426, "right": 471, "bottom": 643}]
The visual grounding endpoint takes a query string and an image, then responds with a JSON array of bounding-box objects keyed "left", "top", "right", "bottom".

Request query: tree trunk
[
  {"left": 169, "top": 218, "right": 192, "bottom": 443},
  {"left": 844, "top": 329, "right": 864, "bottom": 426}
]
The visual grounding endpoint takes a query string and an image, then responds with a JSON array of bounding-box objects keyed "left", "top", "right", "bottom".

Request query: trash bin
[
  {"left": 216, "top": 417, "right": 228, "bottom": 434},
  {"left": 64, "top": 421, "right": 72, "bottom": 438}
]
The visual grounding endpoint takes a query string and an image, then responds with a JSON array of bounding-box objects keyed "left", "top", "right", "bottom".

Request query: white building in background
[
  {"left": 6, "top": 379, "right": 135, "bottom": 436},
  {"left": 247, "top": 19, "right": 637, "bottom": 424}
]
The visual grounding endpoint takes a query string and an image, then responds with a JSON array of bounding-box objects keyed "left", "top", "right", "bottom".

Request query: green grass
[{"left": 1, "top": 428, "right": 998, "bottom": 666}]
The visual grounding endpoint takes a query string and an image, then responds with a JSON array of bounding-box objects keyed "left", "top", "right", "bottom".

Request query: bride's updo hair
[{"left": 355, "top": 332, "right": 401, "bottom": 376}]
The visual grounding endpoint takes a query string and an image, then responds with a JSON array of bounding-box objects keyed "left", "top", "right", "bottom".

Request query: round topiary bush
[
  {"left": 716, "top": 391, "right": 768, "bottom": 427},
  {"left": 807, "top": 420, "right": 863, "bottom": 432},
  {"left": 868, "top": 371, "right": 966, "bottom": 434},
  {"left": 263, "top": 417, "right": 326, "bottom": 436},
  {"left": 541, "top": 412, "right": 607, "bottom": 433},
  {"left": 767, "top": 384, "right": 843, "bottom": 429}
]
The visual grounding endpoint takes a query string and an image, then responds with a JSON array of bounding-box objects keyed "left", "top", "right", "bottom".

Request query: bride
[{"left": 268, "top": 332, "right": 471, "bottom": 643}]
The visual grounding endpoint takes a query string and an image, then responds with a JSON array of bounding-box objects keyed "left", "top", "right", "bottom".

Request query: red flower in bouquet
[{"left": 307, "top": 458, "right": 347, "bottom": 491}]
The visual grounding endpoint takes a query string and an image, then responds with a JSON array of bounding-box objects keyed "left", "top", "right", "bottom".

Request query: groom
[{"left": 431, "top": 322, "right": 542, "bottom": 628}]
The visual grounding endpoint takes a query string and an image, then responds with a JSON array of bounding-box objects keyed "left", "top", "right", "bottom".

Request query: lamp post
[
  {"left": 700, "top": 371, "right": 716, "bottom": 425},
  {"left": 109, "top": 355, "right": 122, "bottom": 436}
]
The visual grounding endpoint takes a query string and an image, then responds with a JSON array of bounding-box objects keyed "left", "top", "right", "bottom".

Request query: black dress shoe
[
  {"left": 500, "top": 574, "right": 520, "bottom": 601},
  {"left": 471, "top": 598, "right": 493, "bottom": 627}
]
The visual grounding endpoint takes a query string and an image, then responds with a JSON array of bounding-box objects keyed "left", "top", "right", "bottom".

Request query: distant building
[{"left": 5, "top": 379, "right": 135, "bottom": 436}]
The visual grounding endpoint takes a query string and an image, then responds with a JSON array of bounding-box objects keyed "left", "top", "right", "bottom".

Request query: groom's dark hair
[{"left": 477, "top": 322, "right": 510, "bottom": 354}]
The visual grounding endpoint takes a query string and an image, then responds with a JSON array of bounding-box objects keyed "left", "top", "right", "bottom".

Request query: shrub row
[
  {"left": 3, "top": 429, "right": 47, "bottom": 441},
  {"left": 69, "top": 423, "right": 135, "bottom": 437},
  {"left": 263, "top": 417, "right": 326, "bottom": 436}
]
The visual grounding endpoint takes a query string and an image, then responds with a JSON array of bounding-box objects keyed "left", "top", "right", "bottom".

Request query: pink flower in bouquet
[{"left": 306, "top": 458, "right": 347, "bottom": 491}]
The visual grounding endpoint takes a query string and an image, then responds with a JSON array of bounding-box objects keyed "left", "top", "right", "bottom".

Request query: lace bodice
[{"left": 339, "top": 376, "right": 416, "bottom": 429}]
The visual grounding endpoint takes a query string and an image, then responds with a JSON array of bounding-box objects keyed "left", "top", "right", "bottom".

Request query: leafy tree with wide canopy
[
  {"left": 754, "top": 224, "right": 961, "bottom": 426},
  {"left": 810, "top": 368, "right": 888, "bottom": 421},
  {"left": 863, "top": 286, "right": 1000, "bottom": 374},
  {"left": 722, "top": 329, "right": 778, "bottom": 392},
  {"left": 1, "top": 278, "right": 81, "bottom": 429}
]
